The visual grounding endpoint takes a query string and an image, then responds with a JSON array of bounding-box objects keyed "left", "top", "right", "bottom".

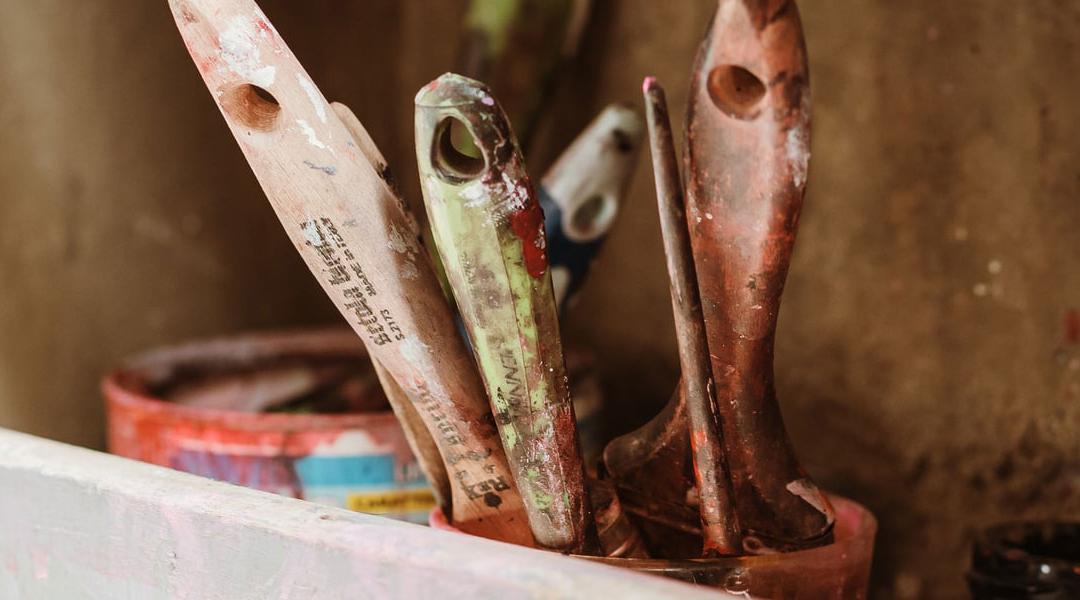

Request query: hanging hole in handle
[
  {"left": 433, "top": 117, "right": 485, "bottom": 182},
  {"left": 568, "top": 194, "right": 617, "bottom": 241},
  {"left": 221, "top": 83, "right": 281, "bottom": 131},
  {"left": 707, "top": 65, "right": 766, "bottom": 120}
]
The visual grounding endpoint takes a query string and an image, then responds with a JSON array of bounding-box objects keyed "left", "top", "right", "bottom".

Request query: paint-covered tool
[
  {"left": 645, "top": 77, "right": 740, "bottom": 556},
  {"left": 539, "top": 104, "right": 644, "bottom": 310},
  {"left": 331, "top": 101, "right": 452, "bottom": 509},
  {"left": 603, "top": 385, "right": 701, "bottom": 557},
  {"left": 457, "top": 0, "right": 592, "bottom": 149},
  {"left": 416, "top": 73, "right": 595, "bottom": 554},
  {"left": 685, "top": 0, "right": 833, "bottom": 552},
  {"left": 168, "top": 0, "right": 533, "bottom": 546}
]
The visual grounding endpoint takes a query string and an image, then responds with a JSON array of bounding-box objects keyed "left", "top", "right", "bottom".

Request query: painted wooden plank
[{"left": 0, "top": 429, "right": 727, "bottom": 599}]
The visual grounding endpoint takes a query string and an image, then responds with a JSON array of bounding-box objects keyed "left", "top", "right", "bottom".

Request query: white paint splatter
[
  {"left": 459, "top": 180, "right": 487, "bottom": 208},
  {"left": 786, "top": 479, "right": 834, "bottom": 523},
  {"left": 786, "top": 125, "right": 810, "bottom": 189},
  {"left": 718, "top": 0, "right": 740, "bottom": 26},
  {"left": 296, "top": 73, "right": 327, "bottom": 123},
  {"left": 400, "top": 260, "right": 420, "bottom": 281},
  {"left": 301, "top": 220, "right": 324, "bottom": 246},
  {"left": 502, "top": 171, "right": 528, "bottom": 211},
  {"left": 386, "top": 225, "right": 415, "bottom": 255},
  {"left": 295, "top": 119, "right": 328, "bottom": 150},
  {"left": 988, "top": 259, "right": 1002, "bottom": 274},
  {"left": 218, "top": 16, "right": 277, "bottom": 88},
  {"left": 400, "top": 338, "right": 428, "bottom": 363},
  {"left": 973, "top": 282, "right": 988, "bottom": 297}
]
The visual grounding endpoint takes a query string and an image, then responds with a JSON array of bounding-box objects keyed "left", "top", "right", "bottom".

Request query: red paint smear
[
  {"left": 508, "top": 189, "right": 548, "bottom": 278},
  {"left": 255, "top": 17, "right": 274, "bottom": 37},
  {"left": 1066, "top": 308, "right": 1080, "bottom": 345}
]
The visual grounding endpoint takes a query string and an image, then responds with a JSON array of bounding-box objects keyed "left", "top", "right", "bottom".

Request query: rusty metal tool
[
  {"left": 415, "top": 73, "right": 596, "bottom": 553},
  {"left": 684, "top": 0, "right": 833, "bottom": 552},
  {"left": 167, "top": 0, "right": 533, "bottom": 545},
  {"left": 645, "top": 77, "right": 741, "bottom": 556}
]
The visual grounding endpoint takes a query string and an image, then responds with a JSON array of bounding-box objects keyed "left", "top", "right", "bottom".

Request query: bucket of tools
[
  {"left": 432, "top": 494, "right": 875, "bottom": 597},
  {"left": 583, "top": 495, "right": 876, "bottom": 597},
  {"left": 103, "top": 327, "right": 435, "bottom": 523}
]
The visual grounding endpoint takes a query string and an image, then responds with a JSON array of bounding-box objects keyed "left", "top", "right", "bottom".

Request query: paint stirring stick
[
  {"left": 685, "top": 0, "right": 834, "bottom": 552},
  {"left": 415, "top": 73, "right": 596, "bottom": 554},
  {"left": 539, "top": 104, "right": 644, "bottom": 311},
  {"left": 167, "top": 0, "right": 533, "bottom": 546},
  {"left": 644, "top": 78, "right": 740, "bottom": 556}
]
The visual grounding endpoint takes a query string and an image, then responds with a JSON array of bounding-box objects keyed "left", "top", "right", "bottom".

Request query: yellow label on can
[{"left": 347, "top": 489, "right": 437, "bottom": 514}]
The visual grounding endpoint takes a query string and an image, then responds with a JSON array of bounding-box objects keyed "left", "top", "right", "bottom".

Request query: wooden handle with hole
[
  {"left": 415, "top": 73, "right": 596, "bottom": 554},
  {"left": 684, "top": 0, "right": 834, "bottom": 552},
  {"left": 167, "top": 0, "right": 532, "bottom": 545},
  {"left": 539, "top": 104, "right": 644, "bottom": 310}
]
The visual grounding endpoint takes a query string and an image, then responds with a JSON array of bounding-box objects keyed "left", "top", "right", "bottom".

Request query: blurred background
[{"left": 2, "top": 1, "right": 1079, "bottom": 597}]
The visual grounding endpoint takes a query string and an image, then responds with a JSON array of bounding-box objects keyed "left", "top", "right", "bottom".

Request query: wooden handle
[
  {"left": 415, "top": 73, "right": 595, "bottom": 553},
  {"left": 167, "top": 0, "right": 532, "bottom": 545},
  {"left": 685, "top": 0, "right": 833, "bottom": 551}
]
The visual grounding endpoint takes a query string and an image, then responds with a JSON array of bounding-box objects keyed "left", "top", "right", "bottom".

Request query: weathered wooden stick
[
  {"left": 685, "top": 0, "right": 833, "bottom": 552},
  {"left": 456, "top": 0, "right": 592, "bottom": 149},
  {"left": 539, "top": 104, "right": 644, "bottom": 310},
  {"left": 167, "top": 0, "right": 532, "bottom": 545},
  {"left": 415, "top": 73, "right": 595, "bottom": 553},
  {"left": 331, "top": 101, "right": 451, "bottom": 508},
  {"left": 645, "top": 77, "right": 741, "bottom": 556}
]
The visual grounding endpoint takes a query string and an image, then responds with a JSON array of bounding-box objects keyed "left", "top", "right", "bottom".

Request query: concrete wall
[{"left": 2, "top": 1, "right": 1078, "bottom": 597}]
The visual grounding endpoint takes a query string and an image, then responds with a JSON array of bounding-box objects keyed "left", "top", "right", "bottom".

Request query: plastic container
[
  {"left": 432, "top": 495, "right": 875, "bottom": 598},
  {"left": 103, "top": 328, "right": 434, "bottom": 523},
  {"left": 968, "top": 521, "right": 1080, "bottom": 599}
]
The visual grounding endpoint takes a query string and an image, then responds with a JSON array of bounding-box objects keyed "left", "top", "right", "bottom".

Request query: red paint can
[{"left": 103, "top": 328, "right": 434, "bottom": 523}]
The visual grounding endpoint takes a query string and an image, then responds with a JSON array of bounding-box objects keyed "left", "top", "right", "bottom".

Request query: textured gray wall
[{"left": 2, "top": 1, "right": 1078, "bottom": 597}]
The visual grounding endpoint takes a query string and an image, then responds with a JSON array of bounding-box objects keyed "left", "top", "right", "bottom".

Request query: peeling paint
[
  {"left": 297, "top": 73, "right": 327, "bottom": 123},
  {"left": 218, "top": 16, "right": 277, "bottom": 87},
  {"left": 296, "top": 119, "right": 328, "bottom": 150}
]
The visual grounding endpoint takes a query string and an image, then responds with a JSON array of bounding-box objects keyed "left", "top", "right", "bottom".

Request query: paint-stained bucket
[
  {"left": 431, "top": 495, "right": 876, "bottom": 598},
  {"left": 103, "top": 328, "right": 434, "bottom": 523}
]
